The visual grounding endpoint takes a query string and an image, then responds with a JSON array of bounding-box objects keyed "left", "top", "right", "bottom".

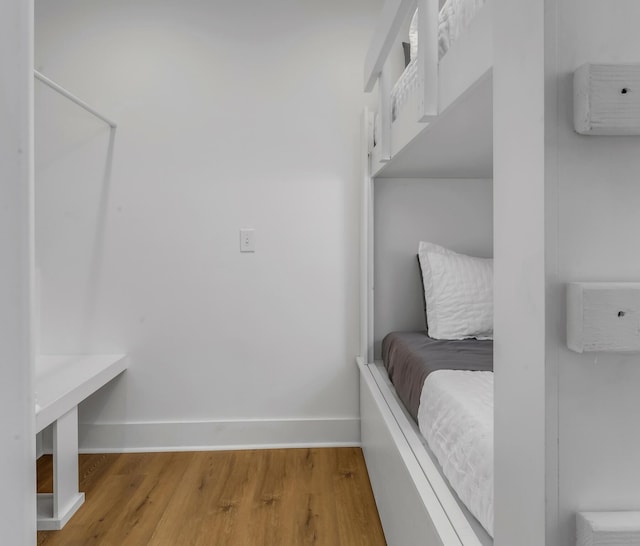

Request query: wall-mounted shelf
[
  {"left": 574, "top": 63, "right": 640, "bottom": 135},
  {"left": 577, "top": 511, "right": 640, "bottom": 545},
  {"left": 567, "top": 282, "right": 640, "bottom": 353}
]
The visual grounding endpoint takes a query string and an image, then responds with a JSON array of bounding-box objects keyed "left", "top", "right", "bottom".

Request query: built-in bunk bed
[{"left": 358, "top": 0, "right": 493, "bottom": 544}]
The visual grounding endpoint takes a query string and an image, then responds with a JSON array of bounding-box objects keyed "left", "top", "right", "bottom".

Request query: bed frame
[
  {"left": 359, "top": 0, "right": 494, "bottom": 543},
  {"left": 357, "top": 170, "right": 494, "bottom": 545},
  {"left": 358, "top": 358, "right": 491, "bottom": 545},
  {"left": 365, "top": 0, "right": 493, "bottom": 177}
]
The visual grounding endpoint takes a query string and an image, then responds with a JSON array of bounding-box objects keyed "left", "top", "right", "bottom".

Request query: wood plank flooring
[{"left": 37, "top": 448, "right": 387, "bottom": 546}]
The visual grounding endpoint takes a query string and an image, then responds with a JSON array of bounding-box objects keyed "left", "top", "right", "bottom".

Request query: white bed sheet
[
  {"left": 417, "top": 369, "right": 494, "bottom": 538},
  {"left": 391, "top": 0, "right": 487, "bottom": 120}
]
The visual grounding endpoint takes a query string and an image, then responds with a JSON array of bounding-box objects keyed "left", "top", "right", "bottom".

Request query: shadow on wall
[{"left": 35, "top": 76, "right": 118, "bottom": 354}]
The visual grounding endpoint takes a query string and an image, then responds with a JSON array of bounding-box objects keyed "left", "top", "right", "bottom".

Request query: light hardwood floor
[{"left": 37, "top": 447, "right": 387, "bottom": 546}]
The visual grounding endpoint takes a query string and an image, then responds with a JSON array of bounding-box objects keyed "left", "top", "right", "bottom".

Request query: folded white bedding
[
  {"left": 439, "top": 0, "right": 487, "bottom": 57},
  {"left": 391, "top": 59, "right": 419, "bottom": 121},
  {"left": 391, "top": 0, "right": 487, "bottom": 120},
  {"left": 417, "top": 369, "right": 494, "bottom": 537}
]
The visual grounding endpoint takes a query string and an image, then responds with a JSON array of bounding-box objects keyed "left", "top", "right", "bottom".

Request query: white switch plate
[{"left": 239, "top": 229, "right": 255, "bottom": 252}]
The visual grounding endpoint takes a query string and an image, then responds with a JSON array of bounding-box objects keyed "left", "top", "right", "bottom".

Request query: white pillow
[{"left": 418, "top": 241, "right": 493, "bottom": 340}]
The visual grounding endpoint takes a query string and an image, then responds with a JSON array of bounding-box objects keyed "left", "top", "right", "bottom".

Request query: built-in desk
[{"left": 35, "top": 354, "right": 127, "bottom": 530}]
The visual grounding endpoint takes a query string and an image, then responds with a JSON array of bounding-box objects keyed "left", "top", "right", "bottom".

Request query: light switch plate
[{"left": 240, "top": 229, "right": 255, "bottom": 252}]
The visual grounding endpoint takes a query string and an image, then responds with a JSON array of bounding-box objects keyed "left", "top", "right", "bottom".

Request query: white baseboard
[{"left": 78, "top": 417, "right": 361, "bottom": 453}]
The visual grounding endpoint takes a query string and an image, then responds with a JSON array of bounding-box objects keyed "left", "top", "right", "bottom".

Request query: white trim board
[{"left": 78, "top": 417, "right": 360, "bottom": 453}]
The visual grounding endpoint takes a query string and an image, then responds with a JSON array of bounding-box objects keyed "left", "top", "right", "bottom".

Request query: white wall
[
  {"left": 555, "top": 2, "right": 640, "bottom": 544},
  {"left": 0, "top": 0, "right": 37, "bottom": 540},
  {"left": 373, "top": 178, "right": 493, "bottom": 357},
  {"left": 35, "top": 0, "right": 379, "bottom": 450},
  {"left": 495, "top": 1, "right": 640, "bottom": 544}
]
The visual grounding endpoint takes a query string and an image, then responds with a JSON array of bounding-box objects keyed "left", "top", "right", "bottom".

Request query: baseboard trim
[{"left": 78, "top": 417, "right": 361, "bottom": 453}]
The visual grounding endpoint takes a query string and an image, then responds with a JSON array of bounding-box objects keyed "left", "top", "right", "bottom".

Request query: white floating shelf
[
  {"left": 574, "top": 63, "right": 640, "bottom": 135},
  {"left": 577, "top": 511, "right": 640, "bottom": 546},
  {"left": 567, "top": 283, "right": 640, "bottom": 353},
  {"left": 35, "top": 354, "right": 127, "bottom": 433}
]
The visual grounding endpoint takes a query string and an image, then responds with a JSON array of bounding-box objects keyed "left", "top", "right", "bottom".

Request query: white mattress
[
  {"left": 391, "top": 0, "right": 487, "bottom": 120},
  {"left": 417, "top": 369, "right": 494, "bottom": 537}
]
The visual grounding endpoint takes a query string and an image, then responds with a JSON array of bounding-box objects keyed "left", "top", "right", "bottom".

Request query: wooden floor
[{"left": 37, "top": 448, "right": 387, "bottom": 546}]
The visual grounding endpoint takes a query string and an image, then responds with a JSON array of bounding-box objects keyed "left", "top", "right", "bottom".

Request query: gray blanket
[{"left": 382, "top": 331, "right": 493, "bottom": 422}]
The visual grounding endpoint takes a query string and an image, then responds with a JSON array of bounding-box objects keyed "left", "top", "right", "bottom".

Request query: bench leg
[{"left": 37, "top": 406, "right": 85, "bottom": 530}]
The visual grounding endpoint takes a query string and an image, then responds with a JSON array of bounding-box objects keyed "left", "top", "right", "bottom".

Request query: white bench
[{"left": 35, "top": 354, "right": 127, "bottom": 530}]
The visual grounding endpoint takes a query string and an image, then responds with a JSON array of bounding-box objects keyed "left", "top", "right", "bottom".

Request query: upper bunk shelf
[
  {"left": 376, "top": 72, "right": 492, "bottom": 178},
  {"left": 365, "top": 0, "right": 493, "bottom": 179}
]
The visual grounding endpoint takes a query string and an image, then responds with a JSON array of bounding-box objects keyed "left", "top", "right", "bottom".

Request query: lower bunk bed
[{"left": 358, "top": 331, "right": 493, "bottom": 546}]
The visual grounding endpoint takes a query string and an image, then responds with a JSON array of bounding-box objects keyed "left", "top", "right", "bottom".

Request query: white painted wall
[
  {"left": 35, "top": 0, "right": 379, "bottom": 450},
  {"left": 555, "top": 2, "right": 640, "bottom": 544},
  {"left": 373, "top": 178, "right": 493, "bottom": 357},
  {"left": 495, "top": 1, "right": 640, "bottom": 544},
  {"left": 0, "top": 0, "right": 37, "bottom": 541}
]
